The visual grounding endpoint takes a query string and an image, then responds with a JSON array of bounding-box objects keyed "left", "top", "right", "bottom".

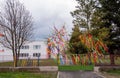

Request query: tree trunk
[
  {"left": 13, "top": 55, "right": 18, "bottom": 67},
  {"left": 110, "top": 54, "right": 115, "bottom": 65}
]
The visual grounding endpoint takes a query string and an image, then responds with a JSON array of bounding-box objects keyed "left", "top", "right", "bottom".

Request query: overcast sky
[{"left": 0, "top": 0, "right": 77, "bottom": 40}]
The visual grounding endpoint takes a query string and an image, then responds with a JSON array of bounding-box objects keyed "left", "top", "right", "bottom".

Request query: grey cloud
[{"left": 0, "top": 0, "right": 77, "bottom": 39}]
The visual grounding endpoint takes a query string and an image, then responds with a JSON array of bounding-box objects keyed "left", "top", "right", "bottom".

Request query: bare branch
[{"left": 0, "top": 0, "right": 33, "bottom": 67}]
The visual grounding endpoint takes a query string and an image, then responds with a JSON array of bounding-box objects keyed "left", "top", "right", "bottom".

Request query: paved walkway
[
  {"left": 58, "top": 71, "right": 104, "bottom": 78},
  {"left": 39, "top": 66, "right": 58, "bottom": 71}
]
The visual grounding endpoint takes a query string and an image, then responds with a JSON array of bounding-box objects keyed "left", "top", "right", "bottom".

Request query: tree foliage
[
  {"left": 70, "top": 0, "right": 97, "bottom": 54},
  {"left": 70, "top": 0, "right": 110, "bottom": 54},
  {"left": 69, "top": 25, "right": 88, "bottom": 54},
  {"left": 70, "top": 0, "right": 120, "bottom": 65},
  {"left": 98, "top": 0, "right": 120, "bottom": 53},
  {"left": 71, "top": 0, "right": 98, "bottom": 31},
  {"left": 0, "top": 0, "right": 33, "bottom": 67}
]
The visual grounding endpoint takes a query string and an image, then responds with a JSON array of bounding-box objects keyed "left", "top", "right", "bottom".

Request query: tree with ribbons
[
  {"left": 46, "top": 26, "right": 69, "bottom": 59},
  {"left": 79, "top": 33, "right": 108, "bottom": 64}
]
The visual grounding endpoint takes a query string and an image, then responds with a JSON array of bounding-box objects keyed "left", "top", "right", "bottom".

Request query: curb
[
  {"left": 39, "top": 66, "right": 58, "bottom": 71},
  {"left": 57, "top": 72, "right": 59, "bottom": 78}
]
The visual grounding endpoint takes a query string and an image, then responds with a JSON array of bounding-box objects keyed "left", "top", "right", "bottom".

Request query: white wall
[
  {"left": 0, "top": 40, "right": 48, "bottom": 62},
  {"left": 20, "top": 40, "right": 47, "bottom": 59},
  {"left": 0, "top": 44, "right": 13, "bottom": 62}
]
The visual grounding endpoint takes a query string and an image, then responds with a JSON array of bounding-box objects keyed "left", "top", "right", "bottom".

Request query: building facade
[{"left": 0, "top": 40, "right": 48, "bottom": 62}]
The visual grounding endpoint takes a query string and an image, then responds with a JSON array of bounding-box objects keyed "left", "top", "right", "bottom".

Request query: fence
[
  {"left": 0, "top": 54, "right": 120, "bottom": 67},
  {"left": 57, "top": 54, "right": 120, "bottom": 71},
  {"left": 57, "top": 54, "right": 120, "bottom": 66},
  {"left": 0, "top": 55, "right": 57, "bottom": 67}
]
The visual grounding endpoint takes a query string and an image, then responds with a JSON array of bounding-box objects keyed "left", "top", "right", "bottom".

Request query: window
[
  {"left": 33, "top": 45, "right": 41, "bottom": 49},
  {"left": 21, "top": 45, "right": 29, "bottom": 49},
  {"left": 19, "top": 53, "right": 29, "bottom": 57},
  {"left": 33, "top": 53, "right": 41, "bottom": 57}
]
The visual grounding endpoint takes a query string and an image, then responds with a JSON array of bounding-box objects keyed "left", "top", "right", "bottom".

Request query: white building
[{"left": 0, "top": 40, "right": 48, "bottom": 62}]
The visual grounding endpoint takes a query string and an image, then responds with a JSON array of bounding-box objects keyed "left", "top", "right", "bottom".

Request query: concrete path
[
  {"left": 58, "top": 71, "right": 104, "bottom": 78},
  {"left": 39, "top": 66, "right": 58, "bottom": 71}
]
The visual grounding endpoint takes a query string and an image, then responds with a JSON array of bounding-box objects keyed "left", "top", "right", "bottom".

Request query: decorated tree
[
  {"left": 46, "top": 26, "right": 69, "bottom": 58},
  {"left": 69, "top": 25, "right": 88, "bottom": 54},
  {"left": 70, "top": 0, "right": 111, "bottom": 54}
]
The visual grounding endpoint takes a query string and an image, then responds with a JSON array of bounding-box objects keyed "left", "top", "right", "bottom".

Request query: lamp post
[{"left": 37, "top": 53, "right": 41, "bottom": 66}]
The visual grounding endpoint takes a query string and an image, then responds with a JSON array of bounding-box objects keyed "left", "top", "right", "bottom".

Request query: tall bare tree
[{"left": 0, "top": 0, "right": 33, "bottom": 67}]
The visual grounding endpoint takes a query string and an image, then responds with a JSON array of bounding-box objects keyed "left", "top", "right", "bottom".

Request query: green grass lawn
[
  {"left": 58, "top": 65, "right": 94, "bottom": 71},
  {"left": 0, "top": 72, "right": 57, "bottom": 78},
  {"left": 105, "top": 69, "right": 120, "bottom": 75},
  {"left": 101, "top": 69, "right": 120, "bottom": 78}
]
